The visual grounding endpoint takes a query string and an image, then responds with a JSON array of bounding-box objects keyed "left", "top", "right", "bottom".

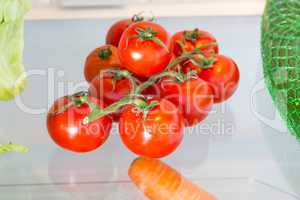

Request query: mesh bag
[{"left": 261, "top": 0, "right": 300, "bottom": 141}]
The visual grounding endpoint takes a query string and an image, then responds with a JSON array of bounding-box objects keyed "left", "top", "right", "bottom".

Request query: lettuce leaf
[{"left": 0, "top": 0, "right": 31, "bottom": 100}]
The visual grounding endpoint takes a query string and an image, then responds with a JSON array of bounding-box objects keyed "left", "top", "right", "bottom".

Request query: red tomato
[
  {"left": 159, "top": 77, "right": 214, "bottom": 127},
  {"left": 171, "top": 29, "right": 218, "bottom": 56},
  {"left": 119, "top": 99, "right": 184, "bottom": 158},
  {"left": 171, "top": 29, "right": 218, "bottom": 72},
  {"left": 84, "top": 45, "right": 121, "bottom": 82},
  {"left": 199, "top": 55, "right": 240, "bottom": 103},
  {"left": 89, "top": 74, "right": 138, "bottom": 121},
  {"left": 181, "top": 55, "right": 203, "bottom": 75},
  {"left": 89, "top": 74, "right": 133, "bottom": 105},
  {"left": 47, "top": 95, "right": 112, "bottom": 153},
  {"left": 137, "top": 77, "right": 160, "bottom": 97},
  {"left": 106, "top": 19, "right": 131, "bottom": 47},
  {"left": 139, "top": 55, "right": 178, "bottom": 97},
  {"left": 118, "top": 21, "right": 172, "bottom": 78},
  {"left": 106, "top": 14, "right": 147, "bottom": 47}
]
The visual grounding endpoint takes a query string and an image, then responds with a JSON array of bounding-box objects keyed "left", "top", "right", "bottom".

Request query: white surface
[
  {"left": 0, "top": 16, "right": 300, "bottom": 199},
  {"left": 26, "top": 0, "right": 265, "bottom": 20}
]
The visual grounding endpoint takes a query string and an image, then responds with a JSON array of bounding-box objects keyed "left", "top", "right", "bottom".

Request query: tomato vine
[{"left": 82, "top": 43, "right": 217, "bottom": 124}]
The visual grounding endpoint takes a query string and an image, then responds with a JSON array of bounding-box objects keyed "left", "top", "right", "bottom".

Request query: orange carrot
[{"left": 128, "top": 157, "right": 217, "bottom": 200}]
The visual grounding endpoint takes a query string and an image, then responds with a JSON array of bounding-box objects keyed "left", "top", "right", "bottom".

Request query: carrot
[{"left": 128, "top": 157, "right": 217, "bottom": 200}]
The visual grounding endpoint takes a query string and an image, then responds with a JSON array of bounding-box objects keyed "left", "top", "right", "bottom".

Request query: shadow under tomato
[
  {"left": 205, "top": 104, "right": 236, "bottom": 143},
  {"left": 165, "top": 104, "right": 235, "bottom": 170}
]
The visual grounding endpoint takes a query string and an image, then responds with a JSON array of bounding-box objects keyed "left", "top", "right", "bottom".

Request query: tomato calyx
[
  {"left": 135, "top": 27, "right": 157, "bottom": 40},
  {"left": 175, "top": 40, "right": 216, "bottom": 69},
  {"left": 98, "top": 47, "right": 112, "bottom": 59},
  {"left": 102, "top": 69, "right": 138, "bottom": 94},
  {"left": 132, "top": 98, "right": 159, "bottom": 128},
  {"left": 112, "top": 70, "right": 131, "bottom": 89},
  {"left": 167, "top": 43, "right": 217, "bottom": 70},
  {"left": 110, "top": 69, "right": 133, "bottom": 81},
  {"left": 183, "top": 28, "right": 200, "bottom": 43},
  {"left": 187, "top": 54, "right": 216, "bottom": 69},
  {"left": 130, "top": 27, "right": 169, "bottom": 52},
  {"left": 69, "top": 91, "right": 89, "bottom": 106},
  {"left": 132, "top": 98, "right": 159, "bottom": 112},
  {"left": 131, "top": 13, "right": 145, "bottom": 23},
  {"left": 141, "top": 100, "right": 160, "bottom": 128},
  {"left": 56, "top": 91, "right": 99, "bottom": 115},
  {"left": 174, "top": 66, "right": 199, "bottom": 83},
  {"left": 127, "top": 13, "right": 156, "bottom": 28},
  {"left": 131, "top": 12, "right": 156, "bottom": 23}
]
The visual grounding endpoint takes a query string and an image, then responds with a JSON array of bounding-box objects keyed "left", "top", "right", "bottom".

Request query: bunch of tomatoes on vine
[{"left": 47, "top": 14, "right": 240, "bottom": 158}]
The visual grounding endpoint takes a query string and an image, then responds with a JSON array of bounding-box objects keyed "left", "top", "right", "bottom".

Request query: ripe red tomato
[
  {"left": 89, "top": 74, "right": 133, "bottom": 105},
  {"left": 88, "top": 73, "right": 138, "bottom": 121},
  {"left": 199, "top": 55, "right": 240, "bottom": 103},
  {"left": 47, "top": 95, "right": 112, "bottom": 153},
  {"left": 171, "top": 29, "right": 218, "bottom": 56},
  {"left": 118, "top": 21, "right": 172, "bottom": 78},
  {"left": 136, "top": 77, "right": 160, "bottom": 97},
  {"left": 159, "top": 77, "right": 214, "bottom": 127},
  {"left": 171, "top": 29, "right": 218, "bottom": 72},
  {"left": 119, "top": 99, "right": 184, "bottom": 158},
  {"left": 84, "top": 45, "right": 121, "bottom": 82},
  {"left": 106, "top": 14, "right": 147, "bottom": 47},
  {"left": 106, "top": 19, "right": 131, "bottom": 47}
]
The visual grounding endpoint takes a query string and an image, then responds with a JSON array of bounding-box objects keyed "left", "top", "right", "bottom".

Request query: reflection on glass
[{"left": 128, "top": 157, "right": 217, "bottom": 200}]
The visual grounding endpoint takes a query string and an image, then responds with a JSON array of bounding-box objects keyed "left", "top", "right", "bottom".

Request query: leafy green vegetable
[
  {"left": 0, "top": 142, "right": 28, "bottom": 154},
  {"left": 0, "top": 0, "right": 31, "bottom": 100}
]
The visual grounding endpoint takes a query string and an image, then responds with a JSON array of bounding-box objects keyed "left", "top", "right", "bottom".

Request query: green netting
[{"left": 261, "top": 0, "right": 300, "bottom": 141}]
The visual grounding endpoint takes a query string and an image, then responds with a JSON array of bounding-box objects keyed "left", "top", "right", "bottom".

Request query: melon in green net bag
[{"left": 261, "top": 0, "right": 300, "bottom": 141}]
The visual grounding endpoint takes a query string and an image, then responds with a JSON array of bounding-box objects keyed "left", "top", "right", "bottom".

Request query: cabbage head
[{"left": 0, "top": 0, "right": 31, "bottom": 100}]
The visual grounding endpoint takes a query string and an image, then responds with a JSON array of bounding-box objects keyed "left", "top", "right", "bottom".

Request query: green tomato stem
[
  {"left": 84, "top": 42, "right": 217, "bottom": 124},
  {"left": 98, "top": 48, "right": 112, "bottom": 59},
  {"left": 83, "top": 96, "right": 133, "bottom": 124},
  {"left": 134, "top": 71, "right": 178, "bottom": 94},
  {"left": 101, "top": 69, "right": 138, "bottom": 95},
  {"left": 166, "top": 43, "right": 217, "bottom": 70}
]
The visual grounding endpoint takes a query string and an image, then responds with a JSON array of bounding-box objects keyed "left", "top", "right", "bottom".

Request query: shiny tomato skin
[
  {"left": 171, "top": 30, "right": 218, "bottom": 57},
  {"left": 89, "top": 75, "right": 133, "bottom": 105},
  {"left": 118, "top": 21, "right": 172, "bottom": 78},
  {"left": 199, "top": 55, "right": 240, "bottom": 103},
  {"left": 119, "top": 99, "right": 184, "bottom": 158},
  {"left": 159, "top": 78, "right": 214, "bottom": 127},
  {"left": 181, "top": 55, "right": 204, "bottom": 75},
  {"left": 106, "top": 19, "right": 131, "bottom": 47},
  {"left": 171, "top": 30, "right": 218, "bottom": 71},
  {"left": 137, "top": 77, "right": 160, "bottom": 98},
  {"left": 88, "top": 75, "right": 136, "bottom": 122},
  {"left": 84, "top": 45, "right": 121, "bottom": 82},
  {"left": 47, "top": 96, "right": 112, "bottom": 153}
]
